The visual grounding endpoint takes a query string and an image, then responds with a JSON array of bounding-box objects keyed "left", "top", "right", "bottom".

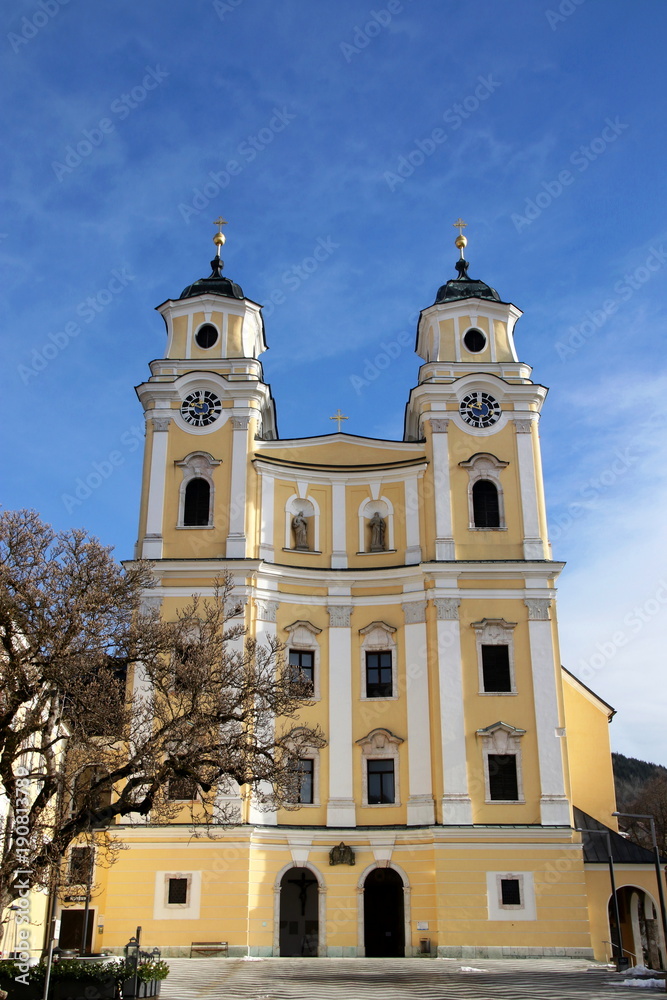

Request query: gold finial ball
[
  {"left": 455, "top": 234, "right": 467, "bottom": 250},
  {"left": 213, "top": 232, "right": 226, "bottom": 247}
]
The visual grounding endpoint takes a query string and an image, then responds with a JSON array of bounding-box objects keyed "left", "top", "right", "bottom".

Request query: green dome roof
[
  {"left": 179, "top": 257, "right": 244, "bottom": 300},
  {"left": 434, "top": 258, "right": 501, "bottom": 304}
]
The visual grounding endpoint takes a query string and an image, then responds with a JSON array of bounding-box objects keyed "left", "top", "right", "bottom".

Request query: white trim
[
  {"left": 423, "top": 416, "right": 455, "bottom": 559},
  {"left": 486, "top": 871, "right": 536, "bottom": 921},
  {"left": 403, "top": 615, "right": 435, "bottom": 825},
  {"left": 460, "top": 452, "right": 508, "bottom": 530},
  {"left": 436, "top": 612, "right": 472, "bottom": 824},
  {"left": 176, "top": 451, "right": 220, "bottom": 527},
  {"left": 331, "top": 481, "right": 347, "bottom": 568},
  {"left": 359, "top": 621, "right": 397, "bottom": 702},
  {"left": 356, "top": 862, "right": 411, "bottom": 958},
  {"left": 226, "top": 413, "right": 250, "bottom": 557},
  {"left": 472, "top": 618, "right": 517, "bottom": 695},
  {"left": 284, "top": 620, "right": 322, "bottom": 702},
  {"left": 285, "top": 493, "right": 320, "bottom": 553},
  {"left": 259, "top": 470, "right": 275, "bottom": 561},
  {"left": 357, "top": 729, "right": 403, "bottom": 807},
  {"left": 515, "top": 419, "right": 545, "bottom": 558},
  {"left": 153, "top": 870, "right": 201, "bottom": 920},
  {"left": 526, "top": 616, "right": 570, "bottom": 825},
  {"left": 357, "top": 495, "right": 395, "bottom": 553},
  {"left": 273, "top": 862, "right": 326, "bottom": 957},
  {"left": 142, "top": 420, "right": 170, "bottom": 558},
  {"left": 326, "top": 618, "right": 355, "bottom": 826},
  {"left": 477, "top": 723, "right": 525, "bottom": 804}
]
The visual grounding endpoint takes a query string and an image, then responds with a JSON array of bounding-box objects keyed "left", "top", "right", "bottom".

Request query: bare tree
[
  {"left": 0, "top": 509, "right": 323, "bottom": 932},
  {"left": 623, "top": 775, "right": 667, "bottom": 856}
]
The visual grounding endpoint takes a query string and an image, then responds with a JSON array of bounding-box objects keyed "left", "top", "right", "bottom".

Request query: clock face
[
  {"left": 459, "top": 391, "right": 501, "bottom": 428},
  {"left": 180, "top": 390, "right": 222, "bottom": 427}
]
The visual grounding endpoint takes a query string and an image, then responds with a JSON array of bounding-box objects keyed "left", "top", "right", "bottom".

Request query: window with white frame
[
  {"left": 459, "top": 453, "right": 508, "bottom": 530},
  {"left": 359, "top": 621, "right": 397, "bottom": 700},
  {"left": 486, "top": 871, "right": 536, "bottom": 920},
  {"left": 357, "top": 728, "right": 403, "bottom": 807},
  {"left": 284, "top": 729, "right": 320, "bottom": 807},
  {"left": 477, "top": 722, "right": 525, "bottom": 803},
  {"left": 472, "top": 619, "right": 517, "bottom": 695},
  {"left": 284, "top": 620, "right": 322, "bottom": 700},
  {"left": 176, "top": 452, "right": 220, "bottom": 528},
  {"left": 153, "top": 871, "right": 202, "bottom": 920}
]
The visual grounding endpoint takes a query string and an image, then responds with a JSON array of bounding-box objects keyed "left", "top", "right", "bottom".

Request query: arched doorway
[
  {"left": 279, "top": 867, "right": 319, "bottom": 956},
  {"left": 609, "top": 886, "right": 664, "bottom": 969},
  {"left": 363, "top": 867, "right": 405, "bottom": 957}
]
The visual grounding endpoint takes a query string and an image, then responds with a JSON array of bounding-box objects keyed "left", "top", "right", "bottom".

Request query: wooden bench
[{"left": 189, "top": 941, "right": 228, "bottom": 958}]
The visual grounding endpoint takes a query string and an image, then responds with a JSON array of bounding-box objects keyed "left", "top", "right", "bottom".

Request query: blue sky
[{"left": 2, "top": 0, "right": 667, "bottom": 763}]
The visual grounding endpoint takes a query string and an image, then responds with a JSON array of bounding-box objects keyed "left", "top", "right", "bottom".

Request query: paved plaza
[{"left": 161, "top": 956, "right": 639, "bottom": 999}]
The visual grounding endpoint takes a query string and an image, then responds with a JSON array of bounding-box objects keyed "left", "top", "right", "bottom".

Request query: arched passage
[
  {"left": 609, "top": 885, "right": 665, "bottom": 969},
  {"left": 363, "top": 867, "right": 405, "bottom": 957},
  {"left": 278, "top": 866, "right": 319, "bottom": 956}
]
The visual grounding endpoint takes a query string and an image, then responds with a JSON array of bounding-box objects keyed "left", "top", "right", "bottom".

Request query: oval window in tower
[
  {"left": 195, "top": 323, "right": 219, "bottom": 349},
  {"left": 463, "top": 328, "right": 486, "bottom": 353}
]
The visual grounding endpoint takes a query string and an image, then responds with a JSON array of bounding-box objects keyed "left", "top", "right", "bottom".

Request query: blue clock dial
[
  {"left": 459, "top": 391, "right": 501, "bottom": 428},
  {"left": 181, "top": 390, "right": 222, "bottom": 427}
]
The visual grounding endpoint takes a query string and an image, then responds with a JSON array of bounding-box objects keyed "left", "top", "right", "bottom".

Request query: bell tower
[
  {"left": 134, "top": 220, "right": 276, "bottom": 560},
  {"left": 405, "top": 220, "right": 550, "bottom": 562}
]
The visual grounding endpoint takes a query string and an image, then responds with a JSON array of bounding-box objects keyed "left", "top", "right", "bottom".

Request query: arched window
[
  {"left": 183, "top": 478, "right": 210, "bottom": 526},
  {"left": 472, "top": 479, "right": 500, "bottom": 528}
]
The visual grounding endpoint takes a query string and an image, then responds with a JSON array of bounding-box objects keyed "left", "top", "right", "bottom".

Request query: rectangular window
[
  {"left": 481, "top": 645, "right": 512, "bottom": 692},
  {"left": 68, "top": 846, "right": 93, "bottom": 885},
  {"left": 167, "top": 776, "right": 197, "bottom": 801},
  {"left": 167, "top": 877, "right": 188, "bottom": 905},
  {"left": 367, "top": 759, "right": 395, "bottom": 804},
  {"left": 288, "top": 650, "right": 314, "bottom": 694},
  {"left": 296, "top": 759, "right": 314, "bottom": 804},
  {"left": 488, "top": 754, "right": 519, "bottom": 800},
  {"left": 501, "top": 878, "right": 521, "bottom": 906},
  {"left": 365, "top": 651, "right": 392, "bottom": 698}
]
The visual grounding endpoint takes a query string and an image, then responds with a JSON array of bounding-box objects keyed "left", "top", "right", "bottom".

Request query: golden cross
[
  {"left": 329, "top": 409, "right": 348, "bottom": 432},
  {"left": 452, "top": 217, "right": 467, "bottom": 236},
  {"left": 213, "top": 217, "right": 228, "bottom": 233}
]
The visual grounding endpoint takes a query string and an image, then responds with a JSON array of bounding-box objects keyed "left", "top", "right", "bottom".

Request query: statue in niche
[
  {"left": 292, "top": 511, "right": 309, "bottom": 550},
  {"left": 369, "top": 511, "right": 386, "bottom": 552}
]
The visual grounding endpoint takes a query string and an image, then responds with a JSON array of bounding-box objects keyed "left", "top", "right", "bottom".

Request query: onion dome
[
  {"left": 179, "top": 217, "right": 244, "bottom": 300},
  {"left": 434, "top": 218, "right": 501, "bottom": 303}
]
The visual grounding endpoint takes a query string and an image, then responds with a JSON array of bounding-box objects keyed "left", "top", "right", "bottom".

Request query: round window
[
  {"left": 463, "top": 328, "right": 486, "bottom": 353},
  {"left": 195, "top": 324, "right": 219, "bottom": 349}
]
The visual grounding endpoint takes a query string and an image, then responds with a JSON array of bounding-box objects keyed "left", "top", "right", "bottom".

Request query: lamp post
[
  {"left": 613, "top": 810, "right": 667, "bottom": 968},
  {"left": 577, "top": 826, "right": 625, "bottom": 970}
]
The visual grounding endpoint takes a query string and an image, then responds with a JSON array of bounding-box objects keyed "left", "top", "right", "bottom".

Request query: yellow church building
[{"left": 57, "top": 222, "right": 666, "bottom": 965}]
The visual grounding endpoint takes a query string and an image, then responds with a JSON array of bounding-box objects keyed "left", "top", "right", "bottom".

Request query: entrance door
[
  {"left": 279, "top": 867, "right": 319, "bottom": 956},
  {"left": 363, "top": 868, "right": 405, "bottom": 957},
  {"left": 59, "top": 910, "right": 94, "bottom": 954}
]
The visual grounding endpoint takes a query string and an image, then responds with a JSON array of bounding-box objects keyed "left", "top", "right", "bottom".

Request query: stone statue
[
  {"left": 369, "top": 511, "right": 386, "bottom": 552},
  {"left": 292, "top": 511, "right": 308, "bottom": 550},
  {"left": 329, "top": 841, "right": 355, "bottom": 866}
]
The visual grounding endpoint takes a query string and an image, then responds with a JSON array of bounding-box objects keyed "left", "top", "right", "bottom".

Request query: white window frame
[
  {"left": 176, "top": 451, "right": 220, "bottom": 528},
  {"left": 359, "top": 621, "right": 397, "bottom": 701},
  {"left": 472, "top": 618, "right": 517, "bottom": 695},
  {"left": 284, "top": 620, "right": 322, "bottom": 701},
  {"left": 477, "top": 722, "right": 526, "bottom": 804},
  {"left": 356, "top": 728, "right": 403, "bottom": 808},
  {"left": 153, "top": 870, "right": 201, "bottom": 920},
  {"left": 284, "top": 727, "right": 321, "bottom": 809},
  {"left": 486, "top": 871, "right": 536, "bottom": 920},
  {"left": 459, "top": 452, "right": 508, "bottom": 530}
]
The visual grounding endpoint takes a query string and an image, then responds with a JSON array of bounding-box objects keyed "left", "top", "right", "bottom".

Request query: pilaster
[
  {"left": 515, "top": 418, "right": 546, "bottom": 560},
  {"left": 141, "top": 414, "right": 171, "bottom": 559},
  {"left": 402, "top": 600, "right": 435, "bottom": 825},
  {"left": 433, "top": 596, "right": 472, "bottom": 824},
  {"left": 226, "top": 414, "right": 250, "bottom": 558},
  {"left": 326, "top": 604, "right": 355, "bottom": 826},
  {"left": 425, "top": 417, "right": 455, "bottom": 560}
]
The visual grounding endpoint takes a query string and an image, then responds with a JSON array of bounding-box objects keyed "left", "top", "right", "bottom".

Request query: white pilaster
[
  {"left": 426, "top": 418, "right": 455, "bottom": 560},
  {"left": 404, "top": 477, "right": 422, "bottom": 565},
  {"left": 331, "top": 481, "right": 347, "bottom": 569},
  {"left": 326, "top": 605, "right": 355, "bottom": 826},
  {"left": 248, "top": 599, "right": 279, "bottom": 826},
  {"left": 402, "top": 600, "right": 435, "bottom": 825},
  {"left": 142, "top": 416, "right": 171, "bottom": 558},
  {"left": 226, "top": 415, "right": 250, "bottom": 558},
  {"left": 524, "top": 599, "right": 570, "bottom": 826},
  {"left": 434, "top": 597, "right": 472, "bottom": 824},
  {"left": 515, "top": 419, "right": 545, "bottom": 560},
  {"left": 258, "top": 470, "right": 275, "bottom": 562}
]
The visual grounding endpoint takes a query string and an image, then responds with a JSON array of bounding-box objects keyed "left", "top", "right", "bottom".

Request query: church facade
[{"left": 59, "top": 225, "right": 666, "bottom": 963}]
